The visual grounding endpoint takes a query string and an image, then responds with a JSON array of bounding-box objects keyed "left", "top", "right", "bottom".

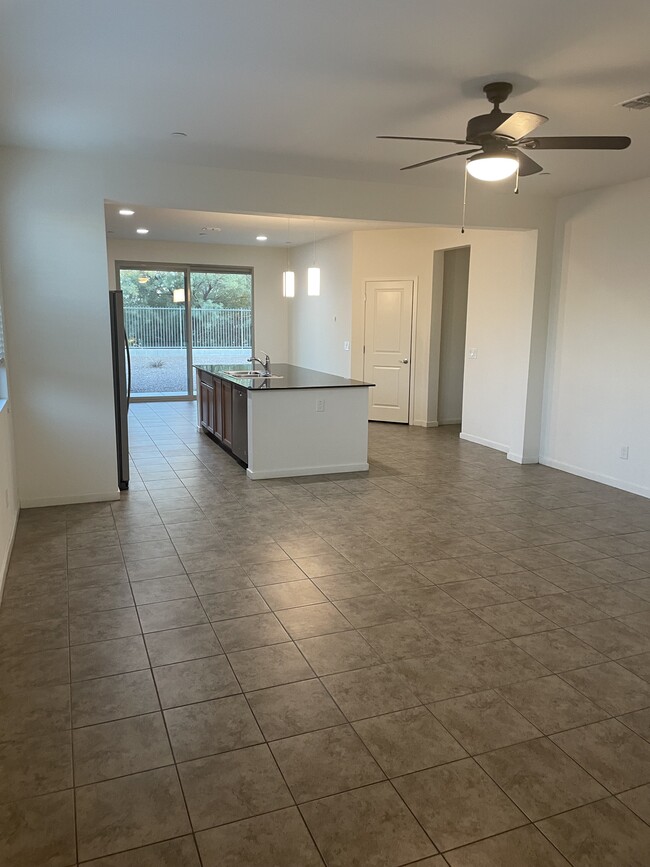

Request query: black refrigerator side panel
[{"left": 109, "top": 291, "right": 129, "bottom": 490}]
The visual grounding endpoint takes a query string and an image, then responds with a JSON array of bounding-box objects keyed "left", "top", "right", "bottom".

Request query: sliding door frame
[{"left": 115, "top": 261, "right": 254, "bottom": 403}]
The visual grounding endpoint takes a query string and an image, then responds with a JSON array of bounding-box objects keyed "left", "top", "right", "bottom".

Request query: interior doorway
[
  {"left": 363, "top": 280, "right": 414, "bottom": 423},
  {"left": 437, "top": 247, "right": 470, "bottom": 425}
]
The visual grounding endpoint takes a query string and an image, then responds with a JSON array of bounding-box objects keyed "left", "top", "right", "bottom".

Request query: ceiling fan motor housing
[{"left": 466, "top": 112, "right": 513, "bottom": 145}]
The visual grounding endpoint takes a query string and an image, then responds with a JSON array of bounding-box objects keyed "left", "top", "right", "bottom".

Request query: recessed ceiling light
[
  {"left": 118, "top": 208, "right": 135, "bottom": 216},
  {"left": 256, "top": 235, "right": 268, "bottom": 241},
  {"left": 136, "top": 228, "right": 149, "bottom": 234}
]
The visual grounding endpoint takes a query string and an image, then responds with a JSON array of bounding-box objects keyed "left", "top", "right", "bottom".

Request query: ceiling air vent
[{"left": 618, "top": 92, "right": 650, "bottom": 110}]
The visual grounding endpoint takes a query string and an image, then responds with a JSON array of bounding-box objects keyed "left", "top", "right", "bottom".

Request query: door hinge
[{"left": 362, "top": 345, "right": 366, "bottom": 354}]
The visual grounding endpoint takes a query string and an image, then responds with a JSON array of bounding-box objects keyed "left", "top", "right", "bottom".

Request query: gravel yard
[{"left": 130, "top": 347, "right": 251, "bottom": 395}]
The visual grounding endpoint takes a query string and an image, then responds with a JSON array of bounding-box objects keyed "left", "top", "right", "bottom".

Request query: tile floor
[{"left": 1, "top": 401, "right": 650, "bottom": 865}]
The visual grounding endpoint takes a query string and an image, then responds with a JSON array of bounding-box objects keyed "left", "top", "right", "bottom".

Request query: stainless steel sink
[{"left": 225, "top": 370, "right": 283, "bottom": 379}]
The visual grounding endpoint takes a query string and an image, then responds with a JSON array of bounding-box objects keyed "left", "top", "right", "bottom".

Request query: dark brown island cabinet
[{"left": 197, "top": 369, "right": 247, "bottom": 463}]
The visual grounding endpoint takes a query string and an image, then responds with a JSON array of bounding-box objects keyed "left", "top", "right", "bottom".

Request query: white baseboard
[
  {"left": 412, "top": 419, "right": 438, "bottom": 428},
  {"left": 507, "top": 452, "right": 540, "bottom": 465},
  {"left": 20, "top": 491, "right": 121, "bottom": 509},
  {"left": 438, "top": 418, "right": 462, "bottom": 426},
  {"left": 539, "top": 455, "right": 650, "bottom": 499},
  {"left": 459, "top": 432, "right": 509, "bottom": 454},
  {"left": 0, "top": 505, "right": 20, "bottom": 605},
  {"left": 247, "top": 462, "right": 369, "bottom": 480}
]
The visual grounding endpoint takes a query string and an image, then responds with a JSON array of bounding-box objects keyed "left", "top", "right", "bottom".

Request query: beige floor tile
[
  {"left": 152, "top": 654, "right": 240, "bottom": 708},
  {"left": 178, "top": 744, "right": 293, "bottom": 830},
  {"left": 430, "top": 689, "right": 542, "bottom": 754},
  {"left": 164, "top": 694, "right": 263, "bottom": 761},
  {"left": 394, "top": 757, "right": 526, "bottom": 851},
  {"left": 476, "top": 737, "right": 607, "bottom": 819},
  {"left": 81, "top": 835, "right": 200, "bottom": 866},
  {"left": 0, "top": 730, "right": 72, "bottom": 804},
  {"left": 496, "top": 674, "right": 609, "bottom": 734},
  {"left": 71, "top": 635, "right": 149, "bottom": 681},
  {"left": 353, "top": 706, "right": 466, "bottom": 776},
  {"left": 76, "top": 766, "right": 191, "bottom": 861},
  {"left": 247, "top": 678, "right": 345, "bottom": 740},
  {"left": 228, "top": 641, "right": 315, "bottom": 691},
  {"left": 618, "top": 783, "right": 650, "bottom": 824},
  {"left": 444, "top": 825, "right": 571, "bottom": 866},
  {"left": 300, "top": 781, "right": 436, "bottom": 866},
  {"left": 197, "top": 807, "right": 324, "bottom": 867},
  {"left": 512, "top": 629, "right": 607, "bottom": 672},
  {"left": 72, "top": 712, "right": 173, "bottom": 785},
  {"left": 561, "top": 661, "right": 650, "bottom": 715},
  {"left": 144, "top": 623, "right": 222, "bottom": 666},
  {"left": 71, "top": 669, "right": 159, "bottom": 727},
  {"left": 551, "top": 719, "right": 650, "bottom": 793},
  {"left": 536, "top": 797, "right": 650, "bottom": 867},
  {"left": 0, "top": 789, "right": 76, "bottom": 867},
  {"left": 270, "top": 723, "right": 385, "bottom": 801},
  {"left": 322, "top": 663, "right": 420, "bottom": 720},
  {"left": 213, "top": 612, "right": 289, "bottom": 651}
]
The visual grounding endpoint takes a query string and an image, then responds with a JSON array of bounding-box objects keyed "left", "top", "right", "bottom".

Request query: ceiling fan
[{"left": 378, "top": 81, "right": 631, "bottom": 181}]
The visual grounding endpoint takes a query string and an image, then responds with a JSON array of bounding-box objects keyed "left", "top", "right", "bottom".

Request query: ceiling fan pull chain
[{"left": 461, "top": 164, "right": 468, "bottom": 234}]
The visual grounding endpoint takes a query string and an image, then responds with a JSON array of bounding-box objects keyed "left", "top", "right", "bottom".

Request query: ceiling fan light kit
[{"left": 466, "top": 152, "right": 519, "bottom": 181}]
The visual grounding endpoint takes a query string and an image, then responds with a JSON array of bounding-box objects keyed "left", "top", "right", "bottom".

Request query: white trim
[
  {"left": 507, "top": 452, "right": 539, "bottom": 465},
  {"left": 459, "top": 432, "right": 509, "bottom": 453},
  {"left": 438, "top": 417, "right": 462, "bottom": 425},
  {"left": 413, "top": 419, "right": 438, "bottom": 428},
  {"left": 539, "top": 456, "right": 650, "bottom": 500},
  {"left": 247, "top": 462, "right": 369, "bottom": 480},
  {"left": 20, "top": 491, "right": 121, "bottom": 509},
  {"left": 0, "top": 505, "right": 20, "bottom": 604}
]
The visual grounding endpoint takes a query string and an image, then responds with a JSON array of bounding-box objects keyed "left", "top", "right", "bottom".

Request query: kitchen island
[{"left": 194, "top": 363, "right": 373, "bottom": 479}]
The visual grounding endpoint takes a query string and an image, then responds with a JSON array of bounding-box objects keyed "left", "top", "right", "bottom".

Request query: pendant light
[
  {"left": 307, "top": 219, "right": 320, "bottom": 296},
  {"left": 282, "top": 218, "right": 295, "bottom": 298}
]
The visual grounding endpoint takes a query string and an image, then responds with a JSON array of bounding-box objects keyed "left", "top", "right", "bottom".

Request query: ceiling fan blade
[
  {"left": 400, "top": 149, "right": 480, "bottom": 171},
  {"left": 515, "top": 149, "right": 544, "bottom": 177},
  {"left": 492, "top": 111, "right": 548, "bottom": 142},
  {"left": 521, "top": 135, "right": 631, "bottom": 150},
  {"left": 378, "top": 135, "right": 469, "bottom": 145}
]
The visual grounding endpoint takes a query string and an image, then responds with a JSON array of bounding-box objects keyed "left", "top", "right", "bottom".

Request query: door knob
[{"left": 401, "top": 359, "right": 409, "bottom": 364}]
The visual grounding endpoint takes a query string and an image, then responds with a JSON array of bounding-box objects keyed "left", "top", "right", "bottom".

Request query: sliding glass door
[
  {"left": 190, "top": 271, "right": 252, "bottom": 370},
  {"left": 117, "top": 264, "right": 253, "bottom": 400}
]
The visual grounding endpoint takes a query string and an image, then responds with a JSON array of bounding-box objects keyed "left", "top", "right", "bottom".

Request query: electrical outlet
[
  {"left": 316, "top": 399, "right": 325, "bottom": 412},
  {"left": 469, "top": 347, "right": 478, "bottom": 359},
  {"left": 620, "top": 445, "right": 629, "bottom": 460}
]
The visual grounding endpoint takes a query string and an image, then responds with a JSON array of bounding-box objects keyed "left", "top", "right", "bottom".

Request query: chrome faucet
[{"left": 247, "top": 352, "right": 271, "bottom": 375}]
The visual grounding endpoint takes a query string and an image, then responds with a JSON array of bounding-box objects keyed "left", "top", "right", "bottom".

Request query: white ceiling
[
  {"left": 2, "top": 0, "right": 650, "bottom": 197},
  {"left": 104, "top": 204, "right": 423, "bottom": 246}
]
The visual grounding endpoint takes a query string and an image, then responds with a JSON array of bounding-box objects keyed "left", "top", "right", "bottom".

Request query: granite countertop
[{"left": 194, "top": 363, "right": 374, "bottom": 390}]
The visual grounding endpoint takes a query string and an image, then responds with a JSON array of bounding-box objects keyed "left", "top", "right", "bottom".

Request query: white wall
[
  {"left": 0, "top": 145, "right": 555, "bottom": 506},
  {"left": 288, "top": 233, "right": 353, "bottom": 376},
  {"left": 541, "top": 177, "right": 650, "bottom": 497},
  {"left": 0, "top": 149, "right": 118, "bottom": 507},
  {"left": 351, "top": 226, "right": 541, "bottom": 460},
  {"left": 107, "top": 239, "right": 289, "bottom": 362},
  {"left": 0, "top": 267, "right": 19, "bottom": 599},
  {"left": 438, "top": 247, "right": 469, "bottom": 425}
]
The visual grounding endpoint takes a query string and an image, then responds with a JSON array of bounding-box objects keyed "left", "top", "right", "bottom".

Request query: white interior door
[{"left": 363, "top": 280, "right": 414, "bottom": 423}]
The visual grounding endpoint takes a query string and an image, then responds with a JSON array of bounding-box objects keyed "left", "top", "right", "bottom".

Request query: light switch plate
[
  {"left": 469, "top": 348, "right": 478, "bottom": 359},
  {"left": 343, "top": 340, "right": 350, "bottom": 351}
]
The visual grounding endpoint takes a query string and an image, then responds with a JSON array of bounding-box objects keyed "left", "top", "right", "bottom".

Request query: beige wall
[
  {"left": 350, "top": 226, "right": 541, "bottom": 460},
  {"left": 0, "top": 144, "right": 555, "bottom": 506},
  {"left": 541, "top": 176, "right": 650, "bottom": 497},
  {"left": 288, "top": 233, "right": 353, "bottom": 377}
]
